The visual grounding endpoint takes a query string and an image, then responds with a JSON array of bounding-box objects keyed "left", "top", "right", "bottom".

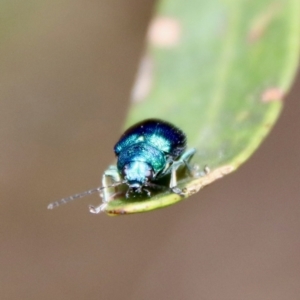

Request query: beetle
[{"left": 48, "top": 119, "right": 196, "bottom": 214}]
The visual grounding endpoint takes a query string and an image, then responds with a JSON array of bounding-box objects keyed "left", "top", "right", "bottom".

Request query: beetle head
[{"left": 123, "top": 161, "right": 153, "bottom": 191}]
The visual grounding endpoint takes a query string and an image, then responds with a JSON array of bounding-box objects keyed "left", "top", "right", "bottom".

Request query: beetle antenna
[{"left": 47, "top": 181, "right": 126, "bottom": 210}]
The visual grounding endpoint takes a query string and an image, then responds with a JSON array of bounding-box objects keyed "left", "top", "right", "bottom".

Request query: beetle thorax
[{"left": 123, "top": 161, "right": 153, "bottom": 188}]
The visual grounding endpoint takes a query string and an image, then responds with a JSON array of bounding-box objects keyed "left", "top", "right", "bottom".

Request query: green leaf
[{"left": 104, "top": 0, "right": 300, "bottom": 216}]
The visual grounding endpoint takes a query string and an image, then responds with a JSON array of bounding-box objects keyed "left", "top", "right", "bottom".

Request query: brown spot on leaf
[
  {"left": 147, "top": 16, "right": 181, "bottom": 47},
  {"left": 107, "top": 209, "right": 127, "bottom": 216},
  {"left": 247, "top": 3, "right": 281, "bottom": 43},
  {"left": 261, "top": 87, "right": 284, "bottom": 102}
]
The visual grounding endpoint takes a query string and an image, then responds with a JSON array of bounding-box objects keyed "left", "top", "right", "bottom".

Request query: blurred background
[{"left": 0, "top": 1, "right": 299, "bottom": 299}]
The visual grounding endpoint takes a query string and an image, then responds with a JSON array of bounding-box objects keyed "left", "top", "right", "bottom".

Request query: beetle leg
[
  {"left": 169, "top": 148, "right": 196, "bottom": 195},
  {"left": 169, "top": 165, "right": 185, "bottom": 195},
  {"left": 164, "top": 148, "right": 196, "bottom": 175},
  {"left": 169, "top": 160, "right": 185, "bottom": 195},
  {"left": 180, "top": 148, "right": 196, "bottom": 176},
  {"left": 125, "top": 187, "right": 132, "bottom": 198},
  {"left": 89, "top": 166, "right": 121, "bottom": 214},
  {"left": 143, "top": 188, "right": 151, "bottom": 197},
  {"left": 89, "top": 203, "right": 107, "bottom": 214},
  {"left": 171, "top": 148, "right": 196, "bottom": 176},
  {"left": 181, "top": 148, "right": 196, "bottom": 161},
  {"left": 101, "top": 165, "right": 121, "bottom": 202}
]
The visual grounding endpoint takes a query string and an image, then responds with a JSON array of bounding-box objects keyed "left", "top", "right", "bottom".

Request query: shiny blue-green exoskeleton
[
  {"left": 115, "top": 119, "right": 188, "bottom": 191},
  {"left": 47, "top": 119, "right": 196, "bottom": 214}
]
